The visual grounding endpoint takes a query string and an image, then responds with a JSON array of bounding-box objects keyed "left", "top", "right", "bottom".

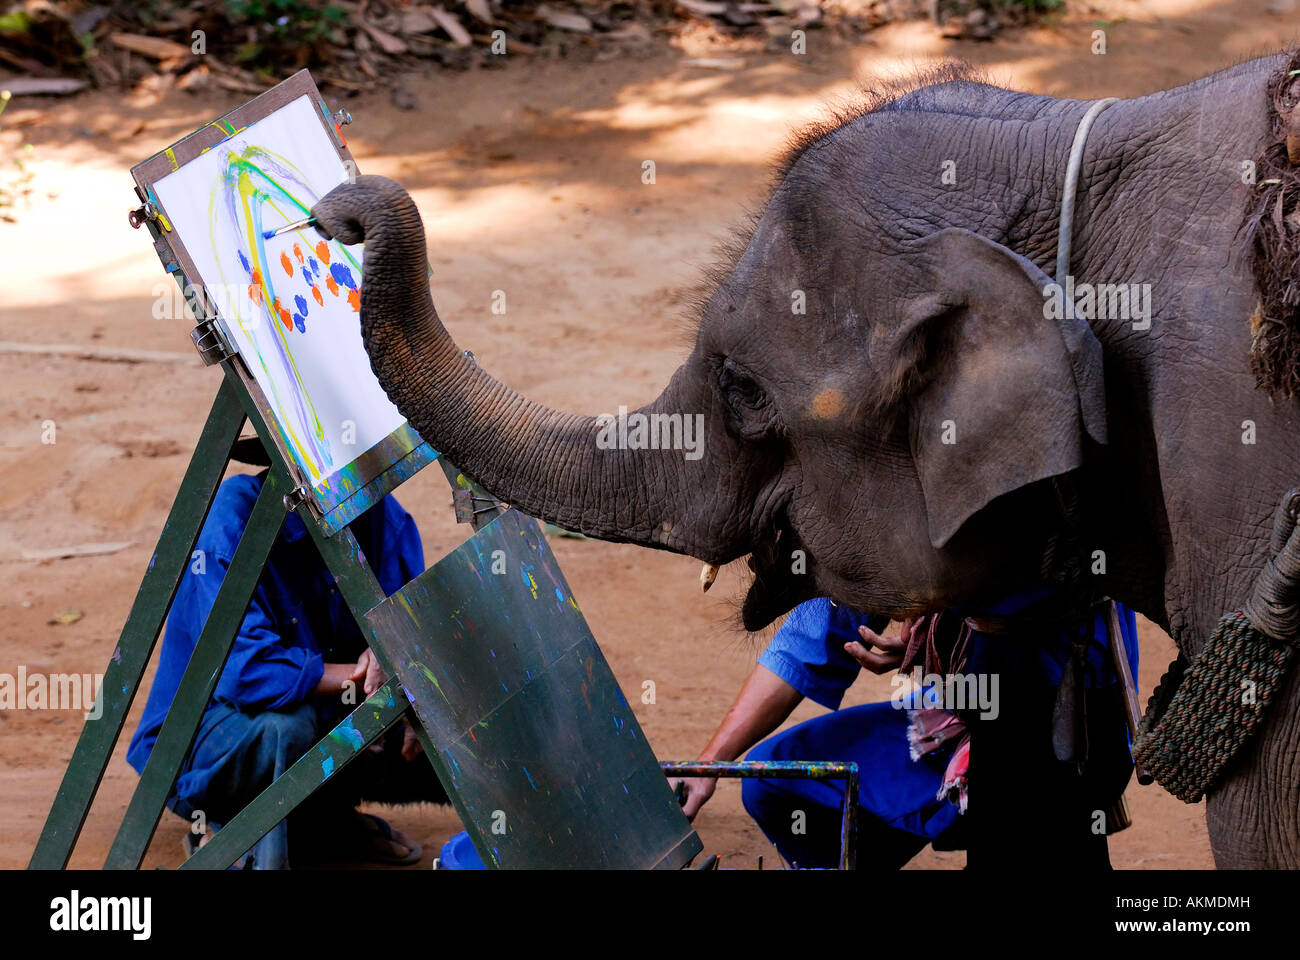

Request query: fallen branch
[
  {"left": 0, "top": 341, "right": 200, "bottom": 365},
  {"left": 17, "top": 541, "right": 135, "bottom": 562},
  {"left": 0, "top": 77, "right": 88, "bottom": 96}
]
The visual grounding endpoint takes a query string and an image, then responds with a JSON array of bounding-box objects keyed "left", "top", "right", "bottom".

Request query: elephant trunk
[{"left": 311, "top": 176, "right": 725, "bottom": 560}]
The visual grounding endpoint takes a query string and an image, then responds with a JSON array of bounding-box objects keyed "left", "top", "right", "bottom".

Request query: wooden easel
[
  {"left": 30, "top": 357, "right": 702, "bottom": 871},
  {"left": 29, "top": 73, "right": 701, "bottom": 871}
]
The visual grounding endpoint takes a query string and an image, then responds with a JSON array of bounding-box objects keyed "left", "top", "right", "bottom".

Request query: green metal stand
[
  {"left": 29, "top": 378, "right": 245, "bottom": 869},
  {"left": 27, "top": 359, "right": 475, "bottom": 869},
  {"left": 31, "top": 359, "right": 700, "bottom": 870}
]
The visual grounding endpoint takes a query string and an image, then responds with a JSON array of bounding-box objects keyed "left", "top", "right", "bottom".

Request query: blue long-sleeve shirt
[
  {"left": 126, "top": 472, "right": 424, "bottom": 786},
  {"left": 759, "top": 596, "right": 1138, "bottom": 710}
]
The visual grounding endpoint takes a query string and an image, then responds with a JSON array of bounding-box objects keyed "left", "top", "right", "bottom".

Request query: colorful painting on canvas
[{"left": 151, "top": 93, "right": 405, "bottom": 494}]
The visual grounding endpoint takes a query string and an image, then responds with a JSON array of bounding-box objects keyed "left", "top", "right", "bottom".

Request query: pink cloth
[{"left": 899, "top": 613, "right": 972, "bottom": 813}]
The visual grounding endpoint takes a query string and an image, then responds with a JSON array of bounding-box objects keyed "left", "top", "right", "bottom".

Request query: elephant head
[{"left": 312, "top": 142, "right": 1106, "bottom": 631}]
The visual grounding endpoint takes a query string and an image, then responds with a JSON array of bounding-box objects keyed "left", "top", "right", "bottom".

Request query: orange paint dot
[
  {"left": 347, "top": 288, "right": 361, "bottom": 312},
  {"left": 273, "top": 299, "right": 291, "bottom": 330},
  {"left": 280, "top": 251, "right": 293, "bottom": 276},
  {"left": 315, "top": 241, "right": 330, "bottom": 265},
  {"left": 293, "top": 243, "right": 305, "bottom": 265},
  {"left": 312, "top": 286, "right": 324, "bottom": 307},
  {"left": 251, "top": 267, "right": 262, "bottom": 286},
  {"left": 248, "top": 283, "right": 262, "bottom": 306},
  {"left": 326, "top": 276, "right": 339, "bottom": 296}
]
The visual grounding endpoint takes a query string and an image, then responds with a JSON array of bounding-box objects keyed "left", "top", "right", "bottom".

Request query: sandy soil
[{"left": 1, "top": 0, "right": 1293, "bottom": 870}]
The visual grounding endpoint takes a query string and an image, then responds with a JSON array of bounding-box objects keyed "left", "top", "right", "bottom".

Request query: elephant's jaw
[{"left": 738, "top": 511, "right": 816, "bottom": 630}]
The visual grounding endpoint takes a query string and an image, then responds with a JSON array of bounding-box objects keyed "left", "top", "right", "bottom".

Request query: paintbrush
[{"left": 262, "top": 216, "right": 318, "bottom": 240}]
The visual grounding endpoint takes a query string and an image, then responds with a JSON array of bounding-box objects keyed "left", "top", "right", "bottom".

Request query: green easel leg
[
  {"left": 103, "top": 470, "right": 288, "bottom": 870},
  {"left": 296, "top": 507, "right": 474, "bottom": 860},
  {"left": 29, "top": 379, "right": 245, "bottom": 870},
  {"left": 179, "top": 678, "right": 408, "bottom": 870}
]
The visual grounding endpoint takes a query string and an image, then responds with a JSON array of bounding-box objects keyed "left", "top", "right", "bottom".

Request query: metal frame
[{"left": 659, "top": 761, "right": 860, "bottom": 870}]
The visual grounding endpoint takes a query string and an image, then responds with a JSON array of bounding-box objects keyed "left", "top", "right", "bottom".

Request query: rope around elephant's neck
[{"left": 1056, "top": 97, "right": 1120, "bottom": 289}]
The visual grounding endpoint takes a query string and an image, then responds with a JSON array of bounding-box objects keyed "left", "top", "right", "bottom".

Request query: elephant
[{"left": 311, "top": 51, "right": 1300, "bottom": 868}]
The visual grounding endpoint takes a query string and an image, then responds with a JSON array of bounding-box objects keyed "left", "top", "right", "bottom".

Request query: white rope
[{"left": 1056, "top": 97, "right": 1120, "bottom": 289}]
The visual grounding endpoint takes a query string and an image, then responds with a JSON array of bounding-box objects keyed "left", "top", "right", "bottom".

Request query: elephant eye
[
  {"left": 715, "top": 358, "right": 778, "bottom": 444},
  {"left": 719, "top": 358, "right": 767, "bottom": 409}
]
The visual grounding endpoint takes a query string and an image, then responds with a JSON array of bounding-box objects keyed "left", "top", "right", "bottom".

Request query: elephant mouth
[{"left": 739, "top": 513, "right": 812, "bottom": 631}]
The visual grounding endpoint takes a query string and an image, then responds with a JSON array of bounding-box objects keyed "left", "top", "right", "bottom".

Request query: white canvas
[{"left": 153, "top": 93, "right": 404, "bottom": 493}]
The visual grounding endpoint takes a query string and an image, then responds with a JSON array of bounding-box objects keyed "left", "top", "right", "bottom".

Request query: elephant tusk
[{"left": 700, "top": 563, "right": 719, "bottom": 593}]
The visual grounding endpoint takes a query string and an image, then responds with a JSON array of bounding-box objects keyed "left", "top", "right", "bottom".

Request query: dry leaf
[
  {"left": 676, "top": 0, "right": 728, "bottom": 15},
  {"left": 48, "top": 609, "right": 84, "bottom": 626},
  {"left": 465, "top": 0, "right": 494, "bottom": 24},
  {"left": 430, "top": 6, "right": 473, "bottom": 46},
  {"left": 537, "top": 4, "right": 593, "bottom": 32},
  {"left": 108, "top": 32, "right": 192, "bottom": 60},
  {"left": 209, "top": 70, "right": 269, "bottom": 94},
  {"left": 177, "top": 64, "right": 212, "bottom": 91},
  {"left": 400, "top": 7, "right": 440, "bottom": 33},
  {"left": 361, "top": 22, "right": 410, "bottom": 55}
]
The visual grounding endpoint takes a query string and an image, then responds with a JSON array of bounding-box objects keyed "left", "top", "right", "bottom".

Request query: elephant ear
[{"left": 896, "top": 228, "right": 1107, "bottom": 549}]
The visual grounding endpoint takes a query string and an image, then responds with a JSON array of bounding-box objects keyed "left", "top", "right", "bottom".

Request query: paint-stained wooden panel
[{"left": 365, "top": 509, "right": 701, "bottom": 869}]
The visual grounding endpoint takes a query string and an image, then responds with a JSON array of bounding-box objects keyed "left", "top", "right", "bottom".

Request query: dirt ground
[{"left": 1, "top": 0, "right": 1293, "bottom": 870}]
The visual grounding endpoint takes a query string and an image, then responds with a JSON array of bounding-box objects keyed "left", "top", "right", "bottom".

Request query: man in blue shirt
[
  {"left": 670, "top": 596, "right": 1138, "bottom": 869},
  {"left": 127, "top": 466, "right": 447, "bottom": 868}
]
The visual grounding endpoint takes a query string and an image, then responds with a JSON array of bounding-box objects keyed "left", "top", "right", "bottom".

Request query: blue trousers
[
  {"left": 167, "top": 700, "right": 445, "bottom": 869},
  {"left": 742, "top": 701, "right": 964, "bottom": 869}
]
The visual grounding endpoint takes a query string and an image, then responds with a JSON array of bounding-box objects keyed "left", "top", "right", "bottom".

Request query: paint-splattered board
[
  {"left": 365, "top": 509, "right": 702, "bottom": 869},
  {"left": 131, "top": 70, "right": 437, "bottom": 535}
]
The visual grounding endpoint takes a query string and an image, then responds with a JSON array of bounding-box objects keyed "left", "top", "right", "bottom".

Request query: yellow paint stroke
[
  {"left": 412, "top": 660, "right": 452, "bottom": 705},
  {"left": 207, "top": 119, "right": 247, "bottom": 138},
  {"left": 225, "top": 162, "right": 328, "bottom": 482},
  {"left": 203, "top": 144, "right": 362, "bottom": 487}
]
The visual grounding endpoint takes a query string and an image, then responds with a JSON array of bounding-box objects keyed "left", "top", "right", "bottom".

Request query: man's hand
[
  {"left": 844, "top": 620, "right": 910, "bottom": 675},
  {"left": 401, "top": 719, "right": 423, "bottom": 761},
  {"left": 355, "top": 648, "right": 386, "bottom": 697},
  {"left": 315, "top": 649, "right": 387, "bottom": 700},
  {"left": 666, "top": 665, "right": 804, "bottom": 822},
  {"left": 667, "top": 776, "right": 717, "bottom": 821},
  {"left": 315, "top": 658, "right": 366, "bottom": 696}
]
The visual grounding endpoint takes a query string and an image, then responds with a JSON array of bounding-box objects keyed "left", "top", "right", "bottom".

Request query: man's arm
[
  {"left": 698, "top": 664, "right": 804, "bottom": 763},
  {"left": 669, "top": 600, "right": 905, "bottom": 821},
  {"left": 315, "top": 658, "right": 369, "bottom": 696},
  {"left": 672, "top": 664, "right": 803, "bottom": 820}
]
